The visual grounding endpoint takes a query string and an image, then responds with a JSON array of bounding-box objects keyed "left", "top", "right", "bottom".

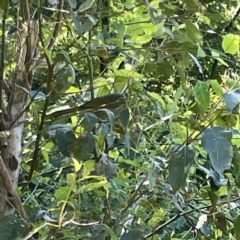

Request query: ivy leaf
[{"left": 202, "top": 127, "right": 233, "bottom": 174}]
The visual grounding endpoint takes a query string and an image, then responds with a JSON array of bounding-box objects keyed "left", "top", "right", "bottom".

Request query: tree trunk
[{"left": 0, "top": 20, "right": 38, "bottom": 217}]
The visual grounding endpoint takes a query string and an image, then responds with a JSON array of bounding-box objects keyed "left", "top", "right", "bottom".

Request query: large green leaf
[
  {"left": 202, "top": 127, "right": 233, "bottom": 174},
  {"left": 168, "top": 145, "right": 195, "bottom": 192},
  {"left": 193, "top": 81, "right": 210, "bottom": 113},
  {"left": 222, "top": 34, "right": 239, "bottom": 54}
]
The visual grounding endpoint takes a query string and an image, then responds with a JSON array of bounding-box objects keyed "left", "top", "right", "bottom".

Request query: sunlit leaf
[
  {"left": 115, "top": 69, "right": 143, "bottom": 78},
  {"left": 72, "top": 158, "right": 82, "bottom": 172},
  {"left": 222, "top": 34, "right": 239, "bottom": 54},
  {"left": 83, "top": 160, "right": 95, "bottom": 177}
]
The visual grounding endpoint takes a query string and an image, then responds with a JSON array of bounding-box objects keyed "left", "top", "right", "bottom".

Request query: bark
[{"left": 0, "top": 20, "right": 38, "bottom": 217}]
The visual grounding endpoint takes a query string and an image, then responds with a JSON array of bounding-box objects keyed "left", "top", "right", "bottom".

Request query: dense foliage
[{"left": 0, "top": 0, "right": 240, "bottom": 239}]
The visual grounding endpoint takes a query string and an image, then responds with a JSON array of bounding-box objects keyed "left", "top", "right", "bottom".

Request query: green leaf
[
  {"left": 184, "top": 20, "right": 202, "bottom": 43},
  {"left": 197, "top": 46, "right": 206, "bottom": 57},
  {"left": 131, "top": 35, "right": 152, "bottom": 44},
  {"left": 202, "top": 127, "right": 233, "bottom": 174},
  {"left": 168, "top": 145, "right": 195, "bottom": 192},
  {"left": 55, "top": 186, "right": 72, "bottom": 200},
  {"left": 234, "top": 215, "right": 240, "bottom": 239},
  {"left": 67, "top": 173, "right": 76, "bottom": 186},
  {"left": 222, "top": 89, "right": 240, "bottom": 112},
  {"left": 148, "top": 208, "right": 166, "bottom": 227},
  {"left": 113, "top": 21, "right": 125, "bottom": 40},
  {"left": 78, "top": 0, "right": 96, "bottom": 12},
  {"left": 222, "top": 34, "right": 239, "bottom": 54},
  {"left": 193, "top": 81, "right": 210, "bottom": 113},
  {"left": 209, "top": 80, "right": 223, "bottom": 96},
  {"left": 77, "top": 179, "right": 109, "bottom": 195},
  {"left": 83, "top": 160, "right": 95, "bottom": 177},
  {"left": 115, "top": 69, "right": 143, "bottom": 78}
]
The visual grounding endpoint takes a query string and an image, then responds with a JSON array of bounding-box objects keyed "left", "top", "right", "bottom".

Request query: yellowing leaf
[{"left": 72, "top": 158, "right": 82, "bottom": 172}]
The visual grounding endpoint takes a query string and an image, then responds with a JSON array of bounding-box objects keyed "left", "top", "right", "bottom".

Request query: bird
[{"left": 51, "top": 93, "right": 127, "bottom": 119}]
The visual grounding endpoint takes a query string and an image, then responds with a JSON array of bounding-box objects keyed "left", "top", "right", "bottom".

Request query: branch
[
  {"left": 27, "top": 0, "right": 64, "bottom": 183},
  {"left": 143, "top": 197, "right": 240, "bottom": 239},
  {"left": 46, "top": 0, "right": 64, "bottom": 50}
]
